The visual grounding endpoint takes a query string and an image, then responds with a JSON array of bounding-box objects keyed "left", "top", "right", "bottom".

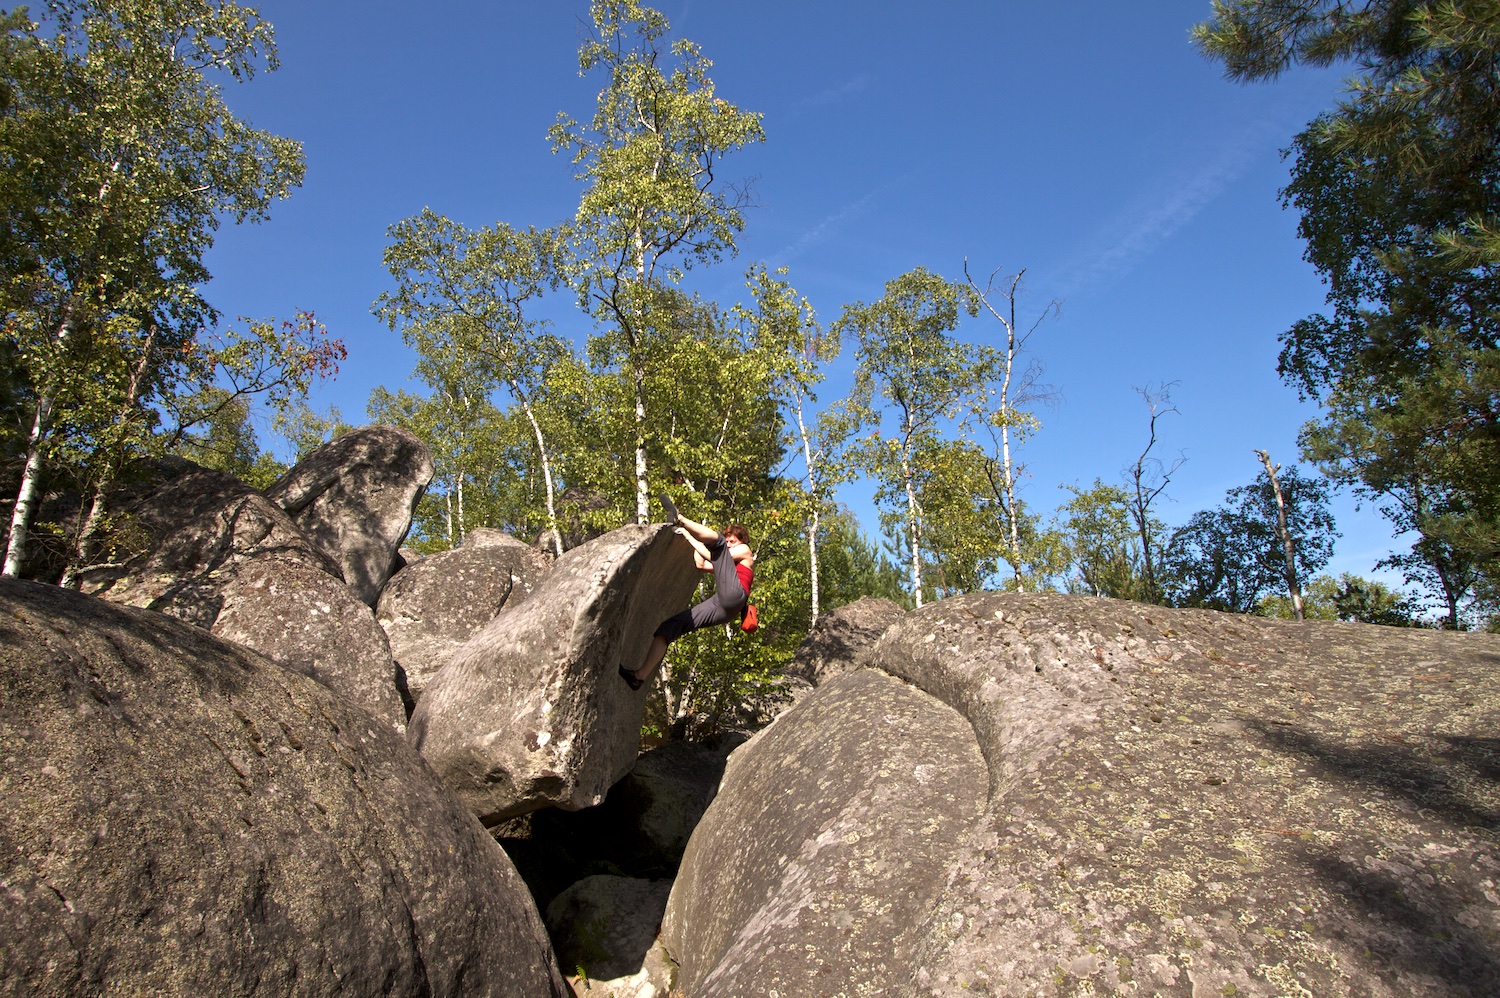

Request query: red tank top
[{"left": 736, "top": 562, "right": 753, "bottom": 595}]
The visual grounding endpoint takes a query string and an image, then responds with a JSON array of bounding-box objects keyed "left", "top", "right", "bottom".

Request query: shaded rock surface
[
  {"left": 787, "top": 594, "right": 906, "bottom": 686},
  {"left": 74, "top": 463, "right": 405, "bottom": 728},
  {"left": 409, "top": 524, "right": 701, "bottom": 824},
  {"left": 0, "top": 577, "right": 566, "bottom": 998},
  {"left": 375, "top": 536, "right": 554, "bottom": 704},
  {"left": 880, "top": 593, "right": 1500, "bottom": 996},
  {"left": 546, "top": 875, "right": 673, "bottom": 984},
  {"left": 265, "top": 425, "right": 434, "bottom": 607},
  {"left": 212, "top": 557, "right": 407, "bottom": 732},
  {"left": 500, "top": 738, "right": 734, "bottom": 916},
  {"left": 663, "top": 667, "right": 989, "bottom": 997}
]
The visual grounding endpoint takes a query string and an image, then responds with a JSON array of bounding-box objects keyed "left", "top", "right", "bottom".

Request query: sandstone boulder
[
  {"left": 75, "top": 464, "right": 405, "bottom": 728},
  {"left": 461, "top": 526, "right": 539, "bottom": 550},
  {"left": 408, "top": 523, "right": 701, "bottom": 824},
  {"left": 662, "top": 667, "right": 988, "bottom": 996},
  {"left": 265, "top": 425, "right": 434, "bottom": 606},
  {"left": 375, "top": 536, "right": 554, "bottom": 703},
  {"left": 0, "top": 577, "right": 566, "bottom": 997},
  {"left": 664, "top": 591, "right": 1500, "bottom": 996},
  {"left": 786, "top": 595, "right": 906, "bottom": 685},
  {"left": 875, "top": 593, "right": 1500, "bottom": 996},
  {"left": 78, "top": 463, "right": 342, "bottom": 628},
  {"left": 213, "top": 557, "right": 407, "bottom": 731}
]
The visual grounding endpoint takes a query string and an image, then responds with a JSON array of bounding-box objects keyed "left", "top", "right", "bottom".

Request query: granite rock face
[
  {"left": 786, "top": 594, "right": 906, "bottom": 685},
  {"left": 662, "top": 667, "right": 989, "bottom": 997},
  {"left": 265, "top": 425, "right": 434, "bottom": 606},
  {"left": 0, "top": 577, "right": 567, "bottom": 998},
  {"left": 375, "top": 536, "right": 555, "bottom": 703},
  {"left": 408, "top": 524, "right": 701, "bottom": 824}
]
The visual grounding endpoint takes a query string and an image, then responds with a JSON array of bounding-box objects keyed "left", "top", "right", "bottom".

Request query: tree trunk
[
  {"left": 512, "top": 379, "right": 563, "bottom": 557},
  {"left": 3, "top": 396, "right": 54, "bottom": 578},
  {"left": 1000, "top": 419, "right": 1023, "bottom": 591},
  {"left": 902, "top": 451, "right": 924, "bottom": 609},
  {"left": 634, "top": 364, "right": 650, "bottom": 524},
  {"left": 795, "top": 400, "right": 821, "bottom": 626},
  {"left": 1255, "top": 449, "right": 1304, "bottom": 620},
  {"left": 3, "top": 312, "right": 76, "bottom": 578}
]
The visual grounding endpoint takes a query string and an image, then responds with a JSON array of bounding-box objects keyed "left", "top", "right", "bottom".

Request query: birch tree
[
  {"left": 374, "top": 210, "right": 569, "bottom": 554},
  {"left": 735, "top": 265, "right": 848, "bottom": 626},
  {"left": 837, "top": 267, "right": 984, "bottom": 608},
  {"left": 963, "top": 260, "right": 1056, "bottom": 589},
  {"left": 1, "top": 0, "right": 303, "bottom": 576},
  {"left": 1254, "top": 448, "right": 1306, "bottom": 619},
  {"left": 550, "top": 0, "right": 763, "bottom": 523}
]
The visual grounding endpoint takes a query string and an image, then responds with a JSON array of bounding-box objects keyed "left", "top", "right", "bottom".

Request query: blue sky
[{"left": 201, "top": 2, "right": 1405, "bottom": 585}]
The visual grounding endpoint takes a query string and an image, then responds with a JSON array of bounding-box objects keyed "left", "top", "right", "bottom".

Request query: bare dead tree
[
  {"left": 1254, "top": 448, "right": 1305, "bottom": 620},
  {"left": 964, "top": 259, "right": 1059, "bottom": 590},
  {"left": 1125, "top": 383, "right": 1185, "bottom": 604}
]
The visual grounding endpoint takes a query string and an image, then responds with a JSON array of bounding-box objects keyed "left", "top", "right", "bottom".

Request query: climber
[{"left": 620, "top": 495, "right": 754, "bottom": 691}]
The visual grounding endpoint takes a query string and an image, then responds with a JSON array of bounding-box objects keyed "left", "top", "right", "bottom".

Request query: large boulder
[
  {"left": 409, "top": 524, "right": 700, "bottom": 824},
  {"left": 0, "top": 577, "right": 567, "bottom": 997},
  {"left": 375, "top": 534, "right": 555, "bottom": 704},
  {"left": 213, "top": 557, "right": 408, "bottom": 731},
  {"left": 786, "top": 595, "right": 906, "bottom": 685},
  {"left": 663, "top": 590, "right": 1500, "bottom": 996},
  {"left": 78, "top": 463, "right": 342, "bottom": 628},
  {"left": 265, "top": 425, "right": 434, "bottom": 606},
  {"left": 77, "top": 464, "right": 405, "bottom": 728},
  {"left": 662, "top": 668, "right": 989, "bottom": 996}
]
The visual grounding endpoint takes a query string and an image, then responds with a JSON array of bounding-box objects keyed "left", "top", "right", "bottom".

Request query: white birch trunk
[
  {"left": 511, "top": 379, "right": 563, "bottom": 557},
  {"left": 903, "top": 451, "right": 924, "bottom": 609},
  {"left": 4, "top": 313, "right": 75, "bottom": 577},
  {"left": 796, "top": 399, "right": 822, "bottom": 626}
]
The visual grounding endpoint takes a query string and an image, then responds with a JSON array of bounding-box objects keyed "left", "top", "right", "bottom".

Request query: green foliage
[
  {"left": 1163, "top": 466, "right": 1339, "bottom": 613},
  {"left": 1257, "top": 572, "right": 1426, "bottom": 625},
  {"left": 551, "top": 0, "right": 764, "bottom": 523},
  {"left": 1195, "top": 0, "right": 1500, "bottom": 622},
  {"left": 836, "top": 266, "right": 992, "bottom": 605},
  {"left": 1055, "top": 479, "right": 1151, "bottom": 599},
  {"left": 373, "top": 208, "right": 570, "bottom": 549}
]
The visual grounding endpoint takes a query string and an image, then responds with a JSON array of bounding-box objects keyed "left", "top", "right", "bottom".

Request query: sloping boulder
[
  {"left": 787, "top": 595, "right": 906, "bottom": 685},
  {"left": 213, "top": 558, "right": 407, "bottom": 731},
  {"left": 265, "top": 425, "right": 434, "bottom": 606},
  {"left": 888, "top": 592, "right": 1500, "bottom": 994},
  {"left": 662, "top": 591, "right": 1500, "bottom": 995},
  {"left": 408, "top": 524, "right": 701, "bottom": 824},
  {"left": 662, "top": 668, "right": 989, "bottom": 996},
  {"left": 0, "top": 577, "right": 566, "bottom": 997},
  {"left": 78, "top": 463, "right": 342, "bottom": 628},
  {"left": 375, "top": 536, "right": 554, "bottom": 703}
]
